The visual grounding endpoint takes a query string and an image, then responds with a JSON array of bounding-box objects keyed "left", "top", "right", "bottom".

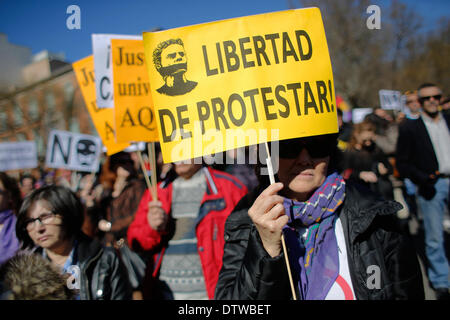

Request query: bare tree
[
  {"left": 291, "top": 0, "right": 432, "bottom": 107},
  {"left": 387, "top": 0, "right": 422, "bottom": 89}
]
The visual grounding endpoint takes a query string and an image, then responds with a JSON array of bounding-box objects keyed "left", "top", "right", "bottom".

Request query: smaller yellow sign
[
  {"left": 73, "top": 56, "right": 130, "bottom": 155},
  {"left": 111, "top": 39, "right": 159, "bottom": 143}
]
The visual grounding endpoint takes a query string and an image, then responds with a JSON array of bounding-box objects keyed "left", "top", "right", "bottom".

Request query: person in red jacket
[{"left": 127, "top": 160, "right": 247, "bottom": 300}]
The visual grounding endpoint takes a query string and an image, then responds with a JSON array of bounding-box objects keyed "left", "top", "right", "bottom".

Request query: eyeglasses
[
  {"left": 278, "top": 136, "right": 336, "bottom": 159},
  {"left": 419, "top": 94, "right": 442, "bottom": 103},
  {"left": 24, "top": 212, "right": 57, "bottom": 231}
]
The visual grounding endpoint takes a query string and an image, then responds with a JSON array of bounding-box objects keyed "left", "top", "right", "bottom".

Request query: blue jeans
[
  {"left": 404, "top": 178, "right": 417, "bottom": 196},
  {"left": 416, "top": 178, "right": 450, "bottom": 289}
]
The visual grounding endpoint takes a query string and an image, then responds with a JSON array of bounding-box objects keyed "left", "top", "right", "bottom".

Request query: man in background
[{"left": 396, "top": 83, "right": 450, "bottom": 300}]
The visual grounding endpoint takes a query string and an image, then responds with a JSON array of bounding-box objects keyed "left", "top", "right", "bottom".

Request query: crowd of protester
[{"left": 0, "top": 83, "right": 449, "bottom": 300}]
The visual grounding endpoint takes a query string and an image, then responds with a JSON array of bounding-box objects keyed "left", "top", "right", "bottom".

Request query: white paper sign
[
  {"left": 352, "top": 108, "right": 373, "bottom": 124},
  {"left": 379, "top": 90, "right": 402, "bottom": 110},
  {"left": 0, "top": 141, "right": 38, "bottom": 171},
  {"left": 45, "top": 130, "right": 102, "bottom": 172},
  {"left": 92, "top": 34, "right": 142, "bottom": 109}
]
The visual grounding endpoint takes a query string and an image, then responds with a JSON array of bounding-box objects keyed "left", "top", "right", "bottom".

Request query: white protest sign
[
  {"left": 0, "top": 141, "right": 38, "bottom": 171},
  {"left": 352, "top": 108, "right": 373, "bottom": 124},
  {"left": 379, "top": 90, "right": 402, "bottom": 110},
  {"left": 92, "top": 34, "right": 142, "bottom": 109},
  {"left": 45, "top": 130, "right": 102, "bottom": 172}
]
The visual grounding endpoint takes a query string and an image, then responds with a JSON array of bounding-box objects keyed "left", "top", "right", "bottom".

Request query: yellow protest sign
[
  {"left": 111, "top": 39, "right": 159, "bottom": 143},
  {"left": 72, "top": 56, "right": 130, "bottom": 155},
  {"left": 143, "top": 8, "right": 338, "bottom": 163}
]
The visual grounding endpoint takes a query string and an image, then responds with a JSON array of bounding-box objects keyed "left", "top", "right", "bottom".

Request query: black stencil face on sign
[
  {"left": 76, "top": 139, "right": 97, "bottom": 166},
  {"left": 152, "top": 38, "right": 197, "bottom": 96}
]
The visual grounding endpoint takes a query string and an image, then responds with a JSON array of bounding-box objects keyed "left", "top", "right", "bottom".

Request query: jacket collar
[
  {"left": 340, "top": 182, "right": 403, "bottom": 243},
  {"left": 76, "top": 232, "right": 103, "bottom": 268},
  {"left": 31, "top": 232, "right": 103, "bottom": 267}
]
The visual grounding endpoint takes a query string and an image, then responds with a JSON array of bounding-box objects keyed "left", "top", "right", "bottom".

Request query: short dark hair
[
  {"left": 16, "top": 185, "right": 84, "bottom": 249},
  {"left": 417, "top": 83, "right": 440, "bottom": 95},
  {"left": 20, "top": 173, "right": 36, "bottom": 185},
  {"left": 108, "top": 151, "right": 137, "bottom": 179}
]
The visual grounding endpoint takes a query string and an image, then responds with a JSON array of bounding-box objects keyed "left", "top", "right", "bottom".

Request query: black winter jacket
[
  {"left": 396, "top": 113, "right": 450, "bottom": 200},
  {"left": 215, "top": 182, "right": 424, "bottom": 300},
  {"left": 36, "top": 233, "right": 132, "bottom": 300}
]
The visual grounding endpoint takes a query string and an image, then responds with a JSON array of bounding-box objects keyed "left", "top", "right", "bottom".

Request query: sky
[{"left": 0, "top": 0, "right": 449, "bottom": 63}]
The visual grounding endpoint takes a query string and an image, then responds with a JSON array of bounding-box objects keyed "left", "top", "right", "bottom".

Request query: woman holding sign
[{"left": 215, "top": 133, "right": 424, "bottom": 300}]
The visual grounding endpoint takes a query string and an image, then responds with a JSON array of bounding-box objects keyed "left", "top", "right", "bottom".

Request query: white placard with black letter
[
  {"left": 0, "top": 141, "right": 38, "bottom": 171},
  {"left": 379, "top": 90, "right": 402, "bottom": 110},
  {"left": 92, "top": 33, "right": 141, "bottom": 109},
  {"left": 45, "top": 130, "right": 102, "bottom": 172}
]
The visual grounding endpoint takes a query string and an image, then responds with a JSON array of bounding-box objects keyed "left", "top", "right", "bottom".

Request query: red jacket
[{"left": 127, "top": 167, "right": 247, "bottom": 299}]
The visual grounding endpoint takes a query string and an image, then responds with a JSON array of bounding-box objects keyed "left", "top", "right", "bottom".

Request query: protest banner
[
  {"left": 111, "top": 38, "right": 159, "bottom": 143},
  {"left": 143, "top": 8, "right": 338, "bottom": 163},
  {"left": 73, "top": 56, "right": 130, "bottom": 155},
  {"left": 92, "top": 34, "right": 142, "bottom": 109},
  {"left": 0, "top": 141, "right": 37, "bottom": 171},
  {"left": 379, "top": 89, "right": 402, "bottom": 110},
  {"left": 45, "top": 129, "right": 102, "bottom": 172}
]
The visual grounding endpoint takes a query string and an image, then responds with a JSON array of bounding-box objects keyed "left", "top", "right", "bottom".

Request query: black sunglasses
[
  {"left": 419, "top": 94, "right": 442, "bottom": 103},
  {"left": 278, "top": 136, "right": 336, "bottom": 159}
]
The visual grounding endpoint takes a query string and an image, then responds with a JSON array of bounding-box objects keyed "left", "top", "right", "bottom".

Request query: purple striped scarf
[{"left": 283, "top": 172, "right": 346, "bottom": 300}]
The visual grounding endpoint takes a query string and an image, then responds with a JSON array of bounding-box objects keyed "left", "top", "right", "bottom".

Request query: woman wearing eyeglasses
[
  {"left": 15, "top": 185, "right": 132, "bottom": 300},
  {"left": 215, "top": 133, "right": 424, "bottom": 300}
]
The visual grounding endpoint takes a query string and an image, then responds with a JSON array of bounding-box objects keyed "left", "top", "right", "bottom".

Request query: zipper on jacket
[{"left": 82, "top": 248, "right": 103, "bottom": 300}]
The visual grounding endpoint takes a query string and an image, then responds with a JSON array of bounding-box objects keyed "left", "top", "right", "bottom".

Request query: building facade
[{"left": 0, "top": 45, "right": 95, "bottom": 165}]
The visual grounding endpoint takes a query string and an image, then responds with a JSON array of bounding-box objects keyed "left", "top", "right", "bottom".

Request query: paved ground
[
  {"left": 392, "top": 182, "right": 450, "bottom": 300},
  {"left": 407, "top": 216, "right": 450, "bottom": 300}
]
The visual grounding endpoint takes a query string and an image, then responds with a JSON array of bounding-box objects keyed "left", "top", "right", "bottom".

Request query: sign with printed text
[
  {"left": 143, "top": 8, "right": 338, "bottom": 163},
  {"left": 45, "top": 130, "right": 102, "bottom": 172},
  {"left": 379, "top": 89, "right": 402, "bottom": 110},
  {"left": 73, "top": 56, "right": 130, "bottom": 155},
  {"left": 0, "top": 141, "right": 38, "bottom": 171},
  {"left": 111, "top": 38, "right": 159, "bottom": 143},
  {"left": 92, "top": 34, "right": 142, "bottom": 109}
]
